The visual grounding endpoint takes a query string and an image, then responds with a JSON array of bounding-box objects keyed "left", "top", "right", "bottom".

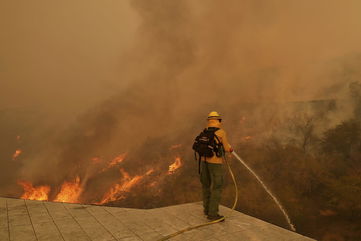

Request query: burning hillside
[{"left": 16, "top": 150, "right": 184, "bottom": 205}]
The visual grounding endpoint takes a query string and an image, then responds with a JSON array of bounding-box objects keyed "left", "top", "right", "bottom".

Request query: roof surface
[{"left": 0, "top": 197, "right": 315, "bottom": 241}]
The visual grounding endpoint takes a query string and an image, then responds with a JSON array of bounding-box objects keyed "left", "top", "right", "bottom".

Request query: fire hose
[{"left": 158, "top": 151, "right": 296, "bottom": 240}]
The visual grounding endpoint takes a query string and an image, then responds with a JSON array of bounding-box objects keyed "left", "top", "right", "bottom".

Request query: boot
[{"left": 207, "top": 214, "right": 225, "bottom": 221}]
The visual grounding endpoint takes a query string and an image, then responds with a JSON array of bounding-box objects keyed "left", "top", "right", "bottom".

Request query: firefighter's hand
[{"left": 229, "top": 147, "right": 234, "bottom": 153}]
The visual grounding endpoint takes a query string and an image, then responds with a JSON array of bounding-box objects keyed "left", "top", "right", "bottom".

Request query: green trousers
[{"left": 200, "top": 161, "right": 224, "bottom": 216}]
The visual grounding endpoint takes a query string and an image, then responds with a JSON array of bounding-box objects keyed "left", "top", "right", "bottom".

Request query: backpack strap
[
  {"left": 211, "top": 129, "right": 225, "bottom": 157},
  {"left": 214, "top": 133, "right": 221, "bottom": 142},
  {"left": 214, "top": 134, "right": 225, "bottom": 157}
]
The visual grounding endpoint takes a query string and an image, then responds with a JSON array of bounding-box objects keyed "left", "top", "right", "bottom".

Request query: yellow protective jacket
[{"left": 205, "top": 120, "right": 232, "bottom": 164}]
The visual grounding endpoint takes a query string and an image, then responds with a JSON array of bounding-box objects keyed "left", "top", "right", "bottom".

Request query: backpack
[{"left": 192, "top": 127, "right": 224, "bottom": 173}]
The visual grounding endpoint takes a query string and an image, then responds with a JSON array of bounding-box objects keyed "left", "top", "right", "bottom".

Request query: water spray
[{"left": 232, "top": 151, "right": 296, "bottom": 232}]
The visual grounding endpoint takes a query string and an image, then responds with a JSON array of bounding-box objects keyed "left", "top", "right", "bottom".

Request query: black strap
[
  {"left": 214, "top": 134, "right": 221, "bottom": 144},
  {"left": 214, "top": 130, "right": 226, "bottom": 156}
]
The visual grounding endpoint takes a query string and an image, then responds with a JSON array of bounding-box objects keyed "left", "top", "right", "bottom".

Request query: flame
[
  {"left": 12, "top": 149, "right": 22, "bottom": 160},
  {"left": 168, "top": 157, "right": 182, "bottom": 174},
  {"left": 18, "top": 181, "right": 50, "bottom": 201},
  {"left": 54, "top": 176, "right": 82, "bottom": 203},
  {"left": 107, "top": 153, "right": 127, "bottom": 168},
  {"left": 97, "top": 168, "right": 153, "bottom": 204},
  {"left": 100, "top": 153, "right": 127, "bottom": 172},
  {"left": 146, "top": 169, "right": 154, "bottom": 175}
]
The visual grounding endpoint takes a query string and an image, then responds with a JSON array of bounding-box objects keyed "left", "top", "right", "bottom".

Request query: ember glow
[
  {"left": 54, "top": 176, "right": 82, "bottom": 203},
  {"left": 12, "top": 149, "right": 22, "bottom": 160},
  {"left": 168, "top": 157, "right": 182, "bottom": 174},
  {"left": 17, "top": 181, "right": 50, "bottom": 201}
]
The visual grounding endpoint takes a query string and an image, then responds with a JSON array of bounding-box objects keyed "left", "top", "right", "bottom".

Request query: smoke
[
  {"left": 1, "top": 0, "right": 361, "bottom": 205},
  {"left": 0, "top": 0, "right": 139, "bottom": 118}
]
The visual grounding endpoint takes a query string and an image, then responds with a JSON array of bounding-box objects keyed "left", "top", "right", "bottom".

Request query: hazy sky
[
  {"left": 0, "top": 1, "right": 139, "bottom": 116},
  {"left": 1, "top": 0, "right": 361, "bottom": 118}
]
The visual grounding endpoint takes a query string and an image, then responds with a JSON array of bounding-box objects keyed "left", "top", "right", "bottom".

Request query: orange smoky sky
[
  {"left": 0, "top": 1, "right": 139, "bottom": 118},
  {"left": 1, "top": 0, "right": 361, "bottom": 117},
  {"left": 1, "top": 0, "right": 361, "bottom": 185}
]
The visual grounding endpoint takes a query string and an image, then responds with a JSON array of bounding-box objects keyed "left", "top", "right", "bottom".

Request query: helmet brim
[{"left": 207, "top": 117, "right": 222, "bottom": 120}]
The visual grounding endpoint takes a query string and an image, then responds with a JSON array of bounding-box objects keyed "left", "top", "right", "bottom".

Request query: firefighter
[{"left": 200, "top": 111, "right": 233, "bottom": 221}]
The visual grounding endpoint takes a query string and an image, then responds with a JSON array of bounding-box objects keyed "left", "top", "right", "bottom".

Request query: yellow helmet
[{"left": 207, "top": 111, "right": 222, "bottom": 120}]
